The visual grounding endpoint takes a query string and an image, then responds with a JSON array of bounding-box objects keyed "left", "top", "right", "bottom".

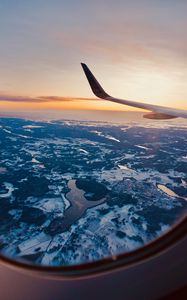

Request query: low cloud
[
  {"left": 40, "top": 96, "right": 97, "bottom": 102},
  {"left": 0, "top": 95, "right": 97, "bottom": 103}
]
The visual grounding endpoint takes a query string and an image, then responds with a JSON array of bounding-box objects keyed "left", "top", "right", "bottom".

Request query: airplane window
[
  {"left": 0, "top": 114, "right": 186, "bottom": 272},
  {"left": 0, "top": 1, "right": 187, "bottom": 276}
]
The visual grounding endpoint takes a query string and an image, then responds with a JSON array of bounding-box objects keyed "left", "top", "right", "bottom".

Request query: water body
[
  {"left": 48, "top": 180, "right": 105, "bottom": 234},
  {"left": 118, "top": 164, "right": 134, "bottom": 172},
  {"left": 65, "top": 180, "right": 105, "bottom": 224},
  {"left": 158, "top": 184, "right": 187, "bottom": 202}
]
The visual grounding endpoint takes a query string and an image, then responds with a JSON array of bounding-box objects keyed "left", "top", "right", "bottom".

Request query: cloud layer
[{"left": 0, "top": 95, "right": 97, "bottom": 103}]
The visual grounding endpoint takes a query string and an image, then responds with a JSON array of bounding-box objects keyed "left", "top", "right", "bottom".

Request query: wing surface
[{"left": 81, "top": 63, "right": 187, "bottom": 119}]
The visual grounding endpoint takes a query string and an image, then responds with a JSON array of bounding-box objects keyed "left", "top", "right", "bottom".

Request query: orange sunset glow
[{"left": 0, "top": 1, "right": 187, "bottom": 114}]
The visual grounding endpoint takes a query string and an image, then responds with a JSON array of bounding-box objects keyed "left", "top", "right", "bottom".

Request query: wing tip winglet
[{"left": 81, "top": 62, "right": 110, "bottom": 99}]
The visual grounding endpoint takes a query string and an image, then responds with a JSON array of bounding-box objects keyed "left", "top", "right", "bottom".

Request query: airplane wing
[{"left": 81, "top": 63, "right": 187, "bottom": 119}]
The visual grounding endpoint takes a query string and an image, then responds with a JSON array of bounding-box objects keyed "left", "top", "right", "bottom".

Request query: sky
[{"left": 0, "top": 0, "right": 187, "bottom": 112}]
